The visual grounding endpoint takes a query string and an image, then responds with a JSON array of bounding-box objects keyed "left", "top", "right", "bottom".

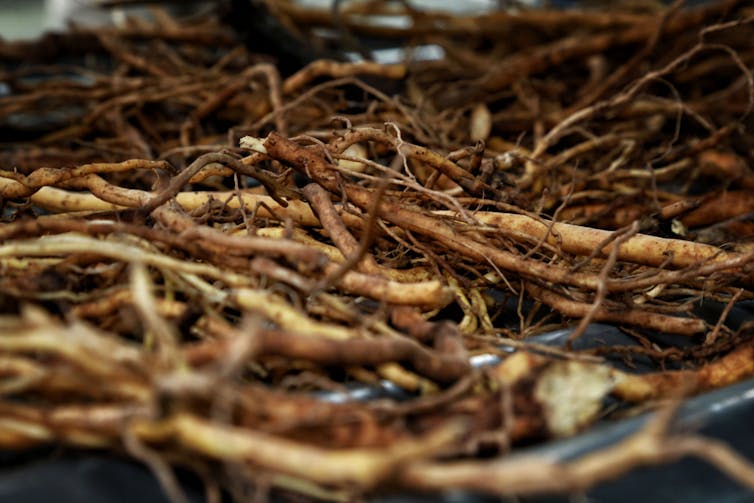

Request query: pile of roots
[{"left": 1, "top": 0, "right": 753, "bottom": 500}]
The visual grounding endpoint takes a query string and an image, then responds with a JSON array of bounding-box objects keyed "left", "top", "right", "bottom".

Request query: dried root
[{"left": 1, "top": 1, "right": 754, "bottom": 501}]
